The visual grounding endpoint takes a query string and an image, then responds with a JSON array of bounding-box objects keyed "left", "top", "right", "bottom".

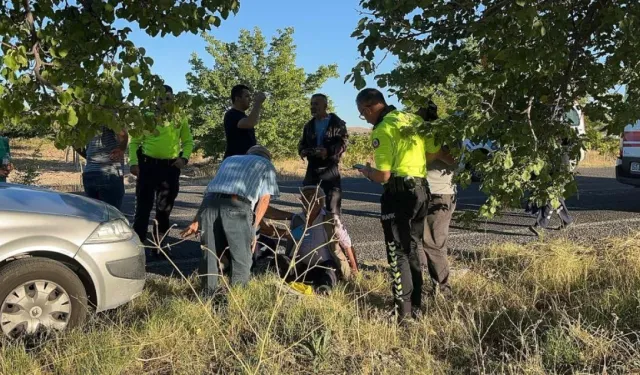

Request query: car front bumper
[{"left": 75, "top": 235, "right": 145, "bottom": 312}]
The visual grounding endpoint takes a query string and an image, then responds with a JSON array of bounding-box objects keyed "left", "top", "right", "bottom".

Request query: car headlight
[{"left": 85, "top": 219, "right": 134, "bottom": 244}]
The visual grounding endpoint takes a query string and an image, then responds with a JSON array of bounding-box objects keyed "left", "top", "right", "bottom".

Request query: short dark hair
[
  {"left": 311, "top": 93, "right": 328, "bottom": 102},
  {"left": 163, "top": 85, "right": 173, "bottom": 94},
  {"left": 231, "top": 84, "right": 251, "bottom": 103},
  {"left": 356, "top": 88, "right": 386, "bottom": 106}
]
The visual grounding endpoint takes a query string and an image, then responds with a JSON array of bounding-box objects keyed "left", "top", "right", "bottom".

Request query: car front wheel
[{"left": 0, "top": 258, "right": 88, "bottom": 338}]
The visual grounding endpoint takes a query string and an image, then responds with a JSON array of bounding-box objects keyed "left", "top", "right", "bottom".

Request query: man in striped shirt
[
  {"left": 181, "top": 145, "right": 280, "bottom": 292},
  {"left": 75, "top": 127, "right": 128, "bottom": 209}
]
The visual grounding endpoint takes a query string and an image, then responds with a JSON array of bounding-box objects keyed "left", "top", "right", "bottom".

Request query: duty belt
[
  {"left": 137, "top": 148, "right": 183, "bottom": 166},
  {"left": 383, "top": 176, "right": 427, "bottom": 194},
  {"left": 139, "top": 154, "right": 177, "bottom": 166}
]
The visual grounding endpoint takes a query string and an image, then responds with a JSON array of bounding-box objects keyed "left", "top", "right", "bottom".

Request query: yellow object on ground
[{"left": 289, "top": 282, "right": 314, "bottom": 295}]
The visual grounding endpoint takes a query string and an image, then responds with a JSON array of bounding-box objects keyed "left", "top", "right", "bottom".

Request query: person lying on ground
[{"left": 260, "top": 185, "right": 359, "bottom": 294}]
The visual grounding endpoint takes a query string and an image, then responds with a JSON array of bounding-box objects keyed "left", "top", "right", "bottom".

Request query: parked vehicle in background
[
  {"left": 616, "top": 120, "right": 640, "bottom": 187},
  {"left": 460, "top": 140, "right": 498, "bottom": 181},
  {"left": 565, "top": 104, "right": 587, "bottom": 171},
  {"left": 461, "top": 104, "right": 587, "bottom": 180},
  {"left": 0, "top": 183, "right": 145, "bottom": 338}
]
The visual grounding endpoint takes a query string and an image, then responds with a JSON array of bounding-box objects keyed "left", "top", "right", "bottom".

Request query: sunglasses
[{"left": 358, "top": 105, "right": 371, "bottom": 120}]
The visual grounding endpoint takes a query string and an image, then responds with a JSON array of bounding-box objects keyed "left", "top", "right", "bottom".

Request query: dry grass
[
  {"left": 4, "top": 234, "right": 640, "bottom": 374},
  {"left": 7, "top": 138, "right": 83, "bottom": 189},
  {"left": 580, "top": 150, "right": 616, "bottom": 168},
  {"left": 6, "top": 138, "right": 368, "bottom": 191}
]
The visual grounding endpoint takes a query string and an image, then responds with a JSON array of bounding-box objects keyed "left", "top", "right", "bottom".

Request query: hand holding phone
[{"left": 352, "top": 163, "right": 366, "bottom": 170}]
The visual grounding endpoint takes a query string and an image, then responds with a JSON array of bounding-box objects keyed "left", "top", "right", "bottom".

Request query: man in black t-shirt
[{"left": 223, "top": 84, "right": 266, "bottom": 159}]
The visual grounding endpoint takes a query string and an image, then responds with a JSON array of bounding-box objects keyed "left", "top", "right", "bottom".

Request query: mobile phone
[
  {"left": 352, "top": 164, "right": 366, "bottom": 170},
  {"left": 291, "top": 225, "right": 306, "bottom": 241}
]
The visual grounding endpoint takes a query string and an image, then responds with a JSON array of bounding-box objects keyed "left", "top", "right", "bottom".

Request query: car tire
[{"left": 0, "top": 258, "right": 88, "bottom": 338}]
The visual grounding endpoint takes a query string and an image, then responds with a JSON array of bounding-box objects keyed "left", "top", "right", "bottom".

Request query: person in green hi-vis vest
[
  {"left": 0, "top": 135, "right": 12, "bottom": 183},
  {"left": 128, "top": 85, "right": 194, "bottom": 255}
]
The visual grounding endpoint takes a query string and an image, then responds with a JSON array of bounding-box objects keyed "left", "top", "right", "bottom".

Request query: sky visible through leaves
[{"left": 119, "top": 0, "right": 399, "bottom": 128}]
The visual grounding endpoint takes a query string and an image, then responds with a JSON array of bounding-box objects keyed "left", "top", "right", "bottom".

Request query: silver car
[{"left": 0, "top": 183, "right": 145, "bottom": 338}]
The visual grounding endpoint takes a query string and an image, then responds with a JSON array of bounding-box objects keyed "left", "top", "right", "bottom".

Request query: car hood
[{"left": 0, "top": 183, "right": 124, "bottom": 223}]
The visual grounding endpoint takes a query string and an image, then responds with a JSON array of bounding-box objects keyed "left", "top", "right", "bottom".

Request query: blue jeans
[{"left": 83, "top": 172, "right": 125, "bottom": 210}]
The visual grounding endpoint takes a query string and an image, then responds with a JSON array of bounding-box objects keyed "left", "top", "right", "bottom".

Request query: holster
[{"left": 383, "top": 176, "right": 426, "bottom": 194}]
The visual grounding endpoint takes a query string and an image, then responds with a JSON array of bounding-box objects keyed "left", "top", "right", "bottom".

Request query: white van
[
  {"left": 460, "top": 104, "right": 587, "bottom": 180},
  {"left": 616, "top": 120, "right": 640, "bottom": 187},
  {"left": 566, "top": 104, "right": 587, "bottom": 170}
]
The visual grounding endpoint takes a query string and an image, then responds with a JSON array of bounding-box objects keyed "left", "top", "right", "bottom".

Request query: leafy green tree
[
  {"left": 585, "top": 116, "right": 619, "bottom": 157},
  {"left": 0, "top": 0, "right": 239, "bottom": 149},
  {"left": 186, "top": 27, "right": 339, "bottom": 160},
  {"left": 348, "top": 0, "right": 640, "bottom": 216}
]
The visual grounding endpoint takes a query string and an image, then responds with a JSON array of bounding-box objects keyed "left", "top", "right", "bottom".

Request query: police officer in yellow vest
[{"left": 355, "top": 88, "right": 440, "bottom": 321}]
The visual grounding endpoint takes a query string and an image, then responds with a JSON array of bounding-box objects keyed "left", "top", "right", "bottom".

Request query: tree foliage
[
  {"left": 585, "top": 116, "right": 619, "bottom": 157},
  {"left": 349, "top": 0, "right": 640, "bottom": 216},
  {"left": 186, "top": 27, "right": 339, "bottom": 160},
  {"left": 0, "top": 0, "right": 239, "bottom": 148}
]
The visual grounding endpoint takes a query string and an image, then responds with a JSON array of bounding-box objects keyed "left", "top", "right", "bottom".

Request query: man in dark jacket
[{"left": 298, "top": 93, "right": 348, "bottom": 215}]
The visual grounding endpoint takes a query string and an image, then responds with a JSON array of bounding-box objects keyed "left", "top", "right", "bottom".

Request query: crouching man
[
  {"left": 181, "top": 145, "right": 280, "bottom": 294},
  {"left": 260, "top": 185, "right": 358, "bottom": 294}
]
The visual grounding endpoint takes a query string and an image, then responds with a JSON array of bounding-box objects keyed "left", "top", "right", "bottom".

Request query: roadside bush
[
  {"left": 342, "top": 133, "right": 373, "bottom": 167},
  {"left": 585, "top": 118, "right": 619, "bottom": 158}
]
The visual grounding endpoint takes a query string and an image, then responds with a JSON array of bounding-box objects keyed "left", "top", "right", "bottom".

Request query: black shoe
[{"left": 396, "top": 301, "right": 413, "bottom": 324}]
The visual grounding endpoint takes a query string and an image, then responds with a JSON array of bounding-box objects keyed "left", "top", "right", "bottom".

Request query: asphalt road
[{"left": 120, "top": 167, "right": 640, "bottom": 276}]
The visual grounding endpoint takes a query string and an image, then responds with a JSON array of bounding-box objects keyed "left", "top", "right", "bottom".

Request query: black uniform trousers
[
  {"left": 133, "top": 154, "right": 181, "bottom": 243},
  {"left": 303, "top": 163, "right": 342, "bottom": 215},
  {"left": 380, "top": 183, "right": 429, "bottom": 320}
]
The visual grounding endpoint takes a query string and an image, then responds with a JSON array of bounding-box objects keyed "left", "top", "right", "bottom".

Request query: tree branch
[
  {"left": 1, "top": 42, "right": 17, "bottom": 50},
  {"left": 22, "top": 0, "right": 63, "bottom": 93},
  {"left": 479, "top": 0, "right": 511, "bottom": 22},
  {"left": 482, "top": 92, "right": 498, "bottom": 115},
  {"left": 523, "top": 97, "right": 538, "bottom": 152}
]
